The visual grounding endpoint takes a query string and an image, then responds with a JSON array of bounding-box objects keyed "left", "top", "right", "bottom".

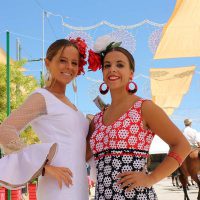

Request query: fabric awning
[
  {"left": 150, "top": 66, "right": 195, "bottom": 115},
  {"left": 154, "top": 0, "right": 200, "bottom": 59}
]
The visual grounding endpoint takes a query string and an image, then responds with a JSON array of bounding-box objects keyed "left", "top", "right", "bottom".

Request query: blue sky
[{"left": 0, "top": 0, "right": 200, "bottom": 131}]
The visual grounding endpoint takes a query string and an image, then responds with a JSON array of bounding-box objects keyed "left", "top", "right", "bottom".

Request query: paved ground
[{"left": 89, "top": 177, "right": 198, "bottom": 200}]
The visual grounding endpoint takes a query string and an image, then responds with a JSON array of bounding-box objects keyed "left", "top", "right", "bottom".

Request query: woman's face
[
  {"left": 103, "top": 51, "right": 133, "bottom": 90},
  {"left": 45, "top": 46, "right": 79, "bottom": 86}
]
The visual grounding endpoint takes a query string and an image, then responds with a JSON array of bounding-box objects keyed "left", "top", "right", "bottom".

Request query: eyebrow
[
  {"left": 60, "top": 56, "right": 78, "bottom": 61},
  {"left": 104, "top": 60, "right": 125, "bottom": 64},
  {"left": 116, "top": 60, "right": 125, "bottom": 63}
]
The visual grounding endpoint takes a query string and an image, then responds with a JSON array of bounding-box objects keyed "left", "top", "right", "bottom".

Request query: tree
[{"left": 0, "top": 60, "right": 40, "bottom": 144}]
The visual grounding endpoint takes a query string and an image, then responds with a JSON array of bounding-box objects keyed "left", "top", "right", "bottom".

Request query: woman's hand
[
  {"left": 44, "top": 165, "right": 73, "bottom": 189},
  {"left": 117, "top": 171, "right": 154, "bottom": 192}
]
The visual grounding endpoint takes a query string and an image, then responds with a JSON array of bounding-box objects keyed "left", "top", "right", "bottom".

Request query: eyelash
[
  {"left": 104, "top": 63, "right": 124, "bottom": 68},
  {"left": 104, "top": 64, "right": 111, "bottom": 69},
  {"left": 60, "top": 59, "right": 66, "bottom": 63},
  {"left": 60, "top": 59, "right": 78, "bottom": 66},
  {"left": 117, "top": 64, "right": 124, "bottom": 68},
  {"left": 72, "top": 62, "right": 78, "bottom": 66}
]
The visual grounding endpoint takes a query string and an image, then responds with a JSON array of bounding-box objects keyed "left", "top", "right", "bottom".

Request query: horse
[
  {"left": 171, "top": 169, "right": 196, "bottom": 189},
  {"left": 171, "top": 169, "right": 182, "bottom": 188},
  {"left": 178, "top": 148, "right": 200, "bottom": 200}
]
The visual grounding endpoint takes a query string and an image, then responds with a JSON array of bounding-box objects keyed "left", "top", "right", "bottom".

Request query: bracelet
[
  {"left": 167, "top": 151, "right": 183, "bottom": 166},
  {"left": 42, "top": 159, "right": 49, "bottom": 176}
]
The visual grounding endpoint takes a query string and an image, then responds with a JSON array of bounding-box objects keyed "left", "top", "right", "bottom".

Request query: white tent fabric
[
  {"left": 154, "top": 0, "right": 200, "bottom": 59},
  {"left": 149, "top": 135, "right": 169, "bottom": 154}
]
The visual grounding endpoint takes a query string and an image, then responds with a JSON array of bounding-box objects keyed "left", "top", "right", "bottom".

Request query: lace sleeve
[{"left": 0, "top": 93, "right": 47, "bottom": 154}]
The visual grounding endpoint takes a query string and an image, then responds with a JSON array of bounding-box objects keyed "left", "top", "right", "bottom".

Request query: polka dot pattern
[{"left": 90, "top": 99, "right": 157, "bottom": 199}]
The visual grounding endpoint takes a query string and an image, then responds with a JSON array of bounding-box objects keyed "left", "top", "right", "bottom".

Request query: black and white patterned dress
[{"left": 90, "top": 99, "right": 158, "bottom": 200}]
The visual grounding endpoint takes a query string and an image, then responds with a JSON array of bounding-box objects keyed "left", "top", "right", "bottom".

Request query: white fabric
[
  {"left": 149, "top": 135, "right": 169, "bottom": 154},
  {"left": 0, "top": 143, "right": 56, "bottom": 189},
  {"left": 0, "top": 88, "right": 89, "bottom": 200},
  {"left": 0, "top": 93, "right": 46, "bottom": 154},
  {"left": 183, "top": 126, "right": 200, "bottom": 146},
  {"left": 87, "top": 157, "right": 97, "bottom": 183}
]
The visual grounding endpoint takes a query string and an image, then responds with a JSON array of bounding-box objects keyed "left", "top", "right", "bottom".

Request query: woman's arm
[
  {"left": 117, "top": 100, "right": 190, "bottom": 190},
  {"left": 142, "top": 101, "right": 190, "bottom": 185},
  {"left": 86, "top": 119, "right": 95, "bottom": 162},
  {"left": 0, "top": 93, "right": 46, "bottom": 154},
  {"left": 0, "top": 92, "right": 73, "bottom": 188}
]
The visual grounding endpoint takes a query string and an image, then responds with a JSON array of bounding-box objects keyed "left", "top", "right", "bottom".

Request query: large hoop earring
[
  {"left": 99, "top": 82, "right": 109, "bottom": 95},
  {"left": 126, "top": 81, "right": 137, "bottom": 94}
]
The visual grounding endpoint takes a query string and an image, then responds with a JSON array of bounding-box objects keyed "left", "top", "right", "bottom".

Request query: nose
[
  {"left": 65, "top": 62, "right": 73, "bottom": 70},
  {"left": 109, "top": 64, "right": 117, "bottom": 72}
]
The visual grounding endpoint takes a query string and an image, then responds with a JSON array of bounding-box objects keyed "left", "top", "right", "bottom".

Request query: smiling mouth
[
  {"left": 61, "top": 72, "right": 71, "bottom": 76},
  {"left": 108, "top": 76, "right": 120, "bottom": 81}
]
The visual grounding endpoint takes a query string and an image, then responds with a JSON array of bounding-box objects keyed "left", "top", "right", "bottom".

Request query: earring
[
  {"left": 99, "top": 82, "right": 109, "bottom": 95},
  {"left": 45, "top": 70, "right": 52, "bottom": 87},
  {"left": 126, "top": 81, "right": 137, "bottom": 94}
]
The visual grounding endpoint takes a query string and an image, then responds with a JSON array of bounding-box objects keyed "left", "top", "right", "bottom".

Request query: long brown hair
[{"left": 46, "top": 39, "right": 79, "bottom": 61}]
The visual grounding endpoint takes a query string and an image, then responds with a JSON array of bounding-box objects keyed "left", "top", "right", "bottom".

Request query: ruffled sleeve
[
  {"left": 0, "top": 91, "right": 57, "bottom": 189},
  {"left": 0, "top": 142, "right": 57, "bottom": 189}
]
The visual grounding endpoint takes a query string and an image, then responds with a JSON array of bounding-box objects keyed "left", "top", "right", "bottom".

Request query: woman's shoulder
[
  {"left": 31, "top": 88, "right": 48, "bottom": 96},
  {"left": 30, "top": 88, "right": 53, "bottom": 104},
  {"left": 131, "top": 96, "right": 152, "bottom": 109},
  {"left": 93, "top": 111, "right": 103, "bottom": 123}
]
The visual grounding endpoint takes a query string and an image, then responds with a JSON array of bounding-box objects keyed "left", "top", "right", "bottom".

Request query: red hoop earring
[
  {"left": 99, "top": 82, "right": 109, "bottom": 95},
  {"left": 126, "top": 81, "right": 138, "bottom": 94}
]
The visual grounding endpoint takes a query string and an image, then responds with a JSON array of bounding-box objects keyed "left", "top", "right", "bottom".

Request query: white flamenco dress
[{"left": 0, "top": 88, "right": 89, "bottom": 200}]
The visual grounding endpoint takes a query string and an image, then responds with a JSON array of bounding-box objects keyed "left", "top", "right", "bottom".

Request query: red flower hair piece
[
  {"left": 69, "top": 37, "right": 87, "bottom": 75},
  {"left": 87, "top": 35, "right": 122, "bottom": 72},
  {"left": 88, "top": 50, "right": 102, "bottom": 72}
]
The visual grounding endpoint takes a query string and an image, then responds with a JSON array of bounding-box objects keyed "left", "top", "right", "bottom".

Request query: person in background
[
  {"left": 183, "top": 118, "right": 200, "bottom": 148},
  {"left": 86, "top": 35, "right": 191, "bottom": 199}
]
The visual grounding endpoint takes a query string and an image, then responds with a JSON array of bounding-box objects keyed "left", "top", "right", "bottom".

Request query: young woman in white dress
[{"left": 0, "top": 38, "right": 90, "bottom": 200}]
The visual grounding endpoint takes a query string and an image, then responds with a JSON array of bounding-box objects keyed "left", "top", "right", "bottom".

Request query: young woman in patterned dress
[{"left": 86, "top": 37, "right": 190, "bottom": 200}]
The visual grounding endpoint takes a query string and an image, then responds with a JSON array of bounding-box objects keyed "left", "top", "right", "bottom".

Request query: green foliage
[
  {"left": 0, "top": 60, "right": 40, "bottom": 144},
  {"left": 20, "top": 126, "right": 41, "bottom": 145}
]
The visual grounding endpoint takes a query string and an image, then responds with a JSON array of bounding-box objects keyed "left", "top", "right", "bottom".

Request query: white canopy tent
[{"left": 149, "top": 135, "right": 169, "bottom": 154}]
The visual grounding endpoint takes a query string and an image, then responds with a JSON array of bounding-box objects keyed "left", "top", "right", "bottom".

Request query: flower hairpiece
[
  {"left": 69, "top": 37, "right": 87, "bottom": 75},
  {"left": 88, "top": 35, "right": 122, "bottom": 72}
]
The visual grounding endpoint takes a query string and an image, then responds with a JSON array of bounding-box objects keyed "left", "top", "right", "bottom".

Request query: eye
[
  {"left": 72, "top": 61, "right": 78, "bottom": 66},
  {"left": 60, "top": 59, "right": 67, "bottom": 63},
  {"left": 117, "top": 63, "right": 124, "bottom": 68},
  {"left": 104, "top": 64, "right": 111, "bottom": 69}
]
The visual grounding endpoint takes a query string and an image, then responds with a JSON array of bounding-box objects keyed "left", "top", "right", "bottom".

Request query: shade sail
[
  {"left": 0, "top": 47, "right": 26, "bottom": 72},
  {"left": 149, "top": 135, "right": 169, "bottom": 154},
  {"left": 0, "top": 47, "right": 14, "bottom": 65},
  {"left": 150, "top": 66, "right": 195, "bottom": 115},
  {"left": 154, "top": 0, "right": 200, "bottom": 59}
]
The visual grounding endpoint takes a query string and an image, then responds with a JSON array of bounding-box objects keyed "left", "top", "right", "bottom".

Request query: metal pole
[
  {"left": 6, "top": 31, "right": 11, "bottom": 200},
  {"left": 6, "top": 31, "right": 11, "bottom": 116},
  {"left": 16, "top": 38, "right": 20, "bottom": 61},
  {"left": 40, "top": 70, "right": 44, "bottom": 88},
  {"left": 42, "top": 10, "right": 45, "bottom": 75}
]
